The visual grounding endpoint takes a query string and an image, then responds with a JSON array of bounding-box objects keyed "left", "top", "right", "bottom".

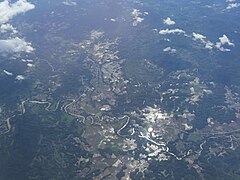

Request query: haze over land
[{"left": 0, "top": 0, "right": 240, "bottom": 179}]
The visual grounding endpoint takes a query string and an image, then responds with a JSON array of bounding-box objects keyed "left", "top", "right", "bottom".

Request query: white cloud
[
  {"left": 215, "top": 34, "right": 234, "bottom": 52},
  {"left": 163, "top": 17, "right": 175, "bottom": 25},
  {"left": 0, "top": 0, "right": 35, "bottom": 24},
  {"left": 0, "top": 37, "right": 34, "bottom": 53},
  {"left": 205, "top": 41, "right": 214, "bottom": 50},
  {"left": 110, "top": 18, "right": 116, "bottom": 22},
  {"left": 21, "top": 59, "right": 33, "bottom": 63},
  {"left": 0, "top": 1, "right": 35, "bottom": 54},
  {"left": 215, "top": 44, "right": 231, "bottom": 52},
  {"left": 192, "top": 32, "right": 206, "bottom": 42},
  {"left": 62, "top": 0, "right": 77, "bottom": 6},
  {"left": 159, "top": 28, "right": 185, "bottom": 35},
  {"left": 192, "top": 32, "right": 216, "bottom": 50},
  {"left": 191, "top": 33, "right": 234, "bottom": 51},
  {"left": 226, "top": 0, "right": 240, "bottom": 9},
  {"left": 3, "top": 70, "right": 13, "bottom": 76},
  {"left": 15, "top": 75, "right": 25, "bottom": 80},
  {"left": 0, "top": 23, "right": 17, "bottom": 33},
  {"left": 219, "top": 34, "right": 234, "bottom": 46},
  {"left": 132, "top": 9, "right": 144, "bottom": 26},
  {"left": 27, "top": 63, "right": 34, "bottom": 67},
  {"left": 163, "top": 47, "right": 176, "bottom": 53},
  {"left": 226, "top": 1, "right": 240, "bottom": 9}
]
